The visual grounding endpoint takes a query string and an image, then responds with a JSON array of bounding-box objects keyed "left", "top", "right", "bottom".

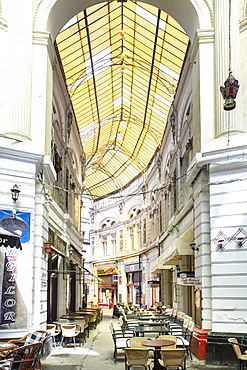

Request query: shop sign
[
  {"left": 97, "top": 267, "right": 118, "bottom": 275},
  {"left": 125, "top": 263, "right": 139, "bottom": 272},
  {"left": 177, "top": 271, "right": 195, "bottom": 286}
]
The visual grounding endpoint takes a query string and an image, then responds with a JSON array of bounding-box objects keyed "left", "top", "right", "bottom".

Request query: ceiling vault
[{"left": 56, "top": 0, "right": 189, "bottom": 199}]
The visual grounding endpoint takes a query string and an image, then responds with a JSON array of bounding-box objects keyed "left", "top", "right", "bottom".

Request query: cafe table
[
  {"left": 134, "top": 325, "right": 168, "bottom": 337},
  {"left": 53, "top": 319, "right": 82, "bottom": 332},
  {"left": 141, "top": 339, "right": 175, "bottom": 370},
  {"left": 137, "top": 320, "right": 168, "bottom": 327}
]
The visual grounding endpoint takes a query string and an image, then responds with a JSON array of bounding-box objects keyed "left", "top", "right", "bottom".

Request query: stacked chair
[{"left": 163, "top": 311, "right": 195, "bottom": 360}]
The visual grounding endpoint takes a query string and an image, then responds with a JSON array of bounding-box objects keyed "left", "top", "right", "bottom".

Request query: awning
[
  {"left": 150, "top": 256, "right": 175, "bottom": 274},
  {"left": 151, "top": 228, "right": 194, "bottom": 273},
  {"left": 0, "top": 228, "right": 22, "bottom": 250},
  {"left": 162, "top": 228, "right": 194, "bottom": 265}
]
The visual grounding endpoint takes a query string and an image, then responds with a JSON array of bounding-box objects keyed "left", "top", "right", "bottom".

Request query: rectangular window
[
  {"left": 137, "top": 223, "right": 141, "bottom": 249},
  {"left": 102, "top": 235, "right": 107, "bottom": 257},
  {"left": 173, "top": 168, "right": 177, "bottom": 212},
  {"left": 111, "top": 233, "right": 116, "bottom": 255},
  {"left": 119, "top": 230, "right": 123, "bottom": 251},
  {"left": 130, "top": 226, "right": 135, "bottom": 251},
  {"left": 159, "top": 201, "right": 162, "bottom": 234},
  {"left": 143, "top": 219, "right": 146, "bottom": 245}
]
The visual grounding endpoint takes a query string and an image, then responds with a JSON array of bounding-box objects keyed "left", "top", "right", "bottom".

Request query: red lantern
[{"left": 220, "top": 72, "right": 239, "bottom": 111}]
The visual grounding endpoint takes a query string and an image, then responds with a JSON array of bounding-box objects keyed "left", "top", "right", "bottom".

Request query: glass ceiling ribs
[{"left": 56, "top": 0, "right": 189, "bottom": 199}]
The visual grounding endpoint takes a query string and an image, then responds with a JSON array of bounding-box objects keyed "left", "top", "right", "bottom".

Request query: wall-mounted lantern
[
  {"left": 11, "top": 184, "right": 21, "bottom": 202},
  {"left": 190, "top": 241, "right": 199, "bottom": 251}
]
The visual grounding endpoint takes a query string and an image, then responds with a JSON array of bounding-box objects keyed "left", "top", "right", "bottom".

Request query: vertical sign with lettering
[
  {"left": 0, "top": 210, "right": 30, "bottom": 328},
  {"left": 1, "top": 247, "right": 17, "bottom": 323}
]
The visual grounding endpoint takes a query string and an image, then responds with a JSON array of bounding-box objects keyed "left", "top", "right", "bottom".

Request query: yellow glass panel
[{"left": 56, "top": 0, "right": 189, "bottom": 198}]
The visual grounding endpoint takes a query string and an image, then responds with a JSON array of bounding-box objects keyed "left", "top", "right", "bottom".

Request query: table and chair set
[
  {"left": 50, "top": 307, "right": 103, "bottom": 349},
  {"left": 110, "top": 308, "right": 195, "bottom": 369}
]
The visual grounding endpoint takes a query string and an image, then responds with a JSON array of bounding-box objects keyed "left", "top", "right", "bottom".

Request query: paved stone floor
[{"left": 41, "top": 314, "right": 236, "bottom": 370}]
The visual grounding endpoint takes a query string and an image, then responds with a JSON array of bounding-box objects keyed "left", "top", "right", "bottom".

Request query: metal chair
[
  {"left": 109, "top": 321, "right": 133, "bottom": 363},
  {"left": 228, "top": 338, "right": 247, "bottom": 369},
  {"left": 158, "top": 348, "right": 186, "bottom": 369},
  {"left": 175, "top": 320, "right": 195, "bottom": 360},
  {"left": 125, "top": 348, "right": 152, "bottom": 370},
  {"left": 60, "top": 325, "right": 80, "bottom": 349}
]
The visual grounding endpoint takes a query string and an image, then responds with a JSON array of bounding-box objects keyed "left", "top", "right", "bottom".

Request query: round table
[{"left": 141, "top": 339, "right": 175, "bottom": 370}]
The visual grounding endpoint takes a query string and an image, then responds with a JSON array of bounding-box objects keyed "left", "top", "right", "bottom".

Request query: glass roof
[{"left": 56, "top": 0, "right": 189, "bottom": 199}]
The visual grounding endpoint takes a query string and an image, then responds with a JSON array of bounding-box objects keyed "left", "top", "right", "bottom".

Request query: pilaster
[{"left": 214, "top": 0, "right": 241, "bottom": 137}]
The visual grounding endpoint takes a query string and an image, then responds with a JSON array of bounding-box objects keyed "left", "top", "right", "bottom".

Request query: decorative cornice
[
  {"left": 190, "top": 29, "right": 214, "bottom": 62},
  {"left": 33, "top": 30, "right": 50, "bottom": 46}
]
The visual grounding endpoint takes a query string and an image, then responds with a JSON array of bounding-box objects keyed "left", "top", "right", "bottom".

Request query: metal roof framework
[{"left": 56, "top": 0, "right": 189, "bottom": 199}]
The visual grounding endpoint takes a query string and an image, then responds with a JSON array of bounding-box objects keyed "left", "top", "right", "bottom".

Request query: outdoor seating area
[
  {"left": 0, "top": 308, "right": 103, "bottom": 369},
  {"left": 109, "top": 307, "right": 196, "bottom": 369}
]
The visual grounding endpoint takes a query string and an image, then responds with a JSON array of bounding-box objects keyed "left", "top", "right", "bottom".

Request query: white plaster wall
[{"left": 210, "top": 161, "right": 247, "bottom": 333}]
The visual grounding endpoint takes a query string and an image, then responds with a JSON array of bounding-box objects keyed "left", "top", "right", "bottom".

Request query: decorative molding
[
  {"left": 239, "top": 18, "right": 247, "bottom": 33},
  {"left": 0, "top": 17, "right": 8, "bottom": 32},
  {"left": 33, "top": 30, "right": 50, "bottom": 46}
]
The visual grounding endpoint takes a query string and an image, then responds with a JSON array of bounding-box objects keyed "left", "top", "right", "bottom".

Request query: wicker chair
[
  {"left": 0, "top": 342, "right": 43, "bottom": 370},
  {"left": 156, "top": 335, "right": 177, "bottom": 349},
  {"left": 158, "top": 348, "right": 186, "bottom": 369},
  {"left": 6, "top": 330, "right": 48, "bottom": 368},
  {"left": 228, "top": 338, "right": 247, "bottom": 370},
  {"left": 60, "top": 325, "right": 80, "bottom": 349},
  {"left": 127, "top": 337, "right": 153, "bottom": 359},
  {"left": 125, "top": 348, "right": 152, "bottom": 370}
]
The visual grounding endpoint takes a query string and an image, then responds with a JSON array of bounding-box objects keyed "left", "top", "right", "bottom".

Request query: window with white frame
[
  {"left": 111, "top": 233, "right": 116, "bottom": 255},
  {"left": 102, "top": 235, "right": 107, "bottom": 257},
  {"left": 143, "top": 219, "right": 146, "bottom": 245},
  {"left": 130, "top": 226, "right": 135, "bottom": 251},
  {"left": 137, "top": 223, "right": 141, "bottom": 249}
]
